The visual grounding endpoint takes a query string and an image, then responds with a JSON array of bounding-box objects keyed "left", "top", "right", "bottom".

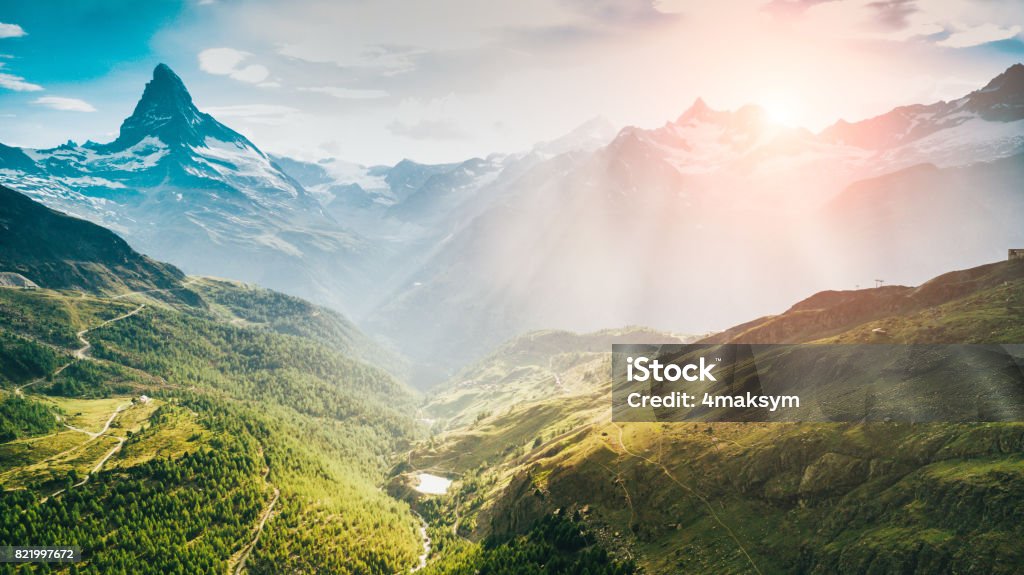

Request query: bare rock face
[{"left": 0, "top": 272, "right": 38, "bottom": 289}]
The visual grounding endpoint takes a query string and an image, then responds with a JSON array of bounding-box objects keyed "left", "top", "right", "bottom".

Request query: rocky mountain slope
[{"left": 3, "top": 63, "right": 1022, "bottom": 390}]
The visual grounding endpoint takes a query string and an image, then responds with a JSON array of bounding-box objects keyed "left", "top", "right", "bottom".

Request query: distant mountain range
[
  {"left": 1, "top": 63, "right": 1022, "bottom": 386},
  {"left": 360, "top": 64, "right": 1024, "bottom": 383}
]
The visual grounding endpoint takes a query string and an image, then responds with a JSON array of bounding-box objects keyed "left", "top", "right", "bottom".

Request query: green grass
[
  {"left": 45, "top": 396, "right": 131, "bottom": 433},
  {"left": 0, "top": 431, "right": 81, "bottom": 470},
  {"left": 0, "top": 288, "right": 136, "bottom": 348}
]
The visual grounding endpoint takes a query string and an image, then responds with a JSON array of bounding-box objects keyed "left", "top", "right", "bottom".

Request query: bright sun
[{"left": 761, "top": 94, "right": 800, "bottom": 127}]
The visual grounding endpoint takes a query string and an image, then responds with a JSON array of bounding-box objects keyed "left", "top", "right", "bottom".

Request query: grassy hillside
[
  {"left": 404, "top": 258, "right": 1024, "bottom": 574},
  {"left": 0, "top": 276, "right": 424, "bottom": 573},
  {"left": 702, "top": 259, "right": 1024, "bottom": 346},
  {"left": 186, "top": 276, "right": 408, "bottom": 378}
]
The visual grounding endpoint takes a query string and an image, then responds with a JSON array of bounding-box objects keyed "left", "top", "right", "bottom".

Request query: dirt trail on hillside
[
  {"left": 231, "top": 487, "right": 280, "bottom": 575},
  {"left": 14, "top": 303, "right": 145, "bottom": 396},
  {"left": 229, "top": 443, "right": 279, "bottom": 575}
]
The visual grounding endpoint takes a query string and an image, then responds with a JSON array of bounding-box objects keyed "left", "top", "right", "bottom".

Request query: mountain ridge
[
  {"left": 0, "top": 183, "right": 192, "bottom": 299},
  {"left": 2, "top": 63, "right": 1023, "bottom": 386},
  {"left": 821, "top": 62, "right": 1024, "bottom": 149},
  {"left": 102, "top": 63, "right": 232, "bottom": 152}
]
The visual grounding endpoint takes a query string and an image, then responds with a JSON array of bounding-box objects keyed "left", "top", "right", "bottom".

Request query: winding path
[
  {"left": 13, "top": 275, "right": 193, "bottom": 397},
  {"left": 13, "top": 304, "right": 145, "bottom": 395},
  {"left": 64, "top": 402, "right": 131, "bottom": 439},
  {"left": 74, "top": 304, "right": 147, "bottom": 359},
  {"left": 228, "top": 442, "right": 279, "bottom": 575},
  {"left": 41, "top": 402, "right": 131, "bottom": 503},
  {"left": 231, "top": 487, "right": 280, "bottom": 575},
  {"left": 14, "top": 302, "right": 144, "bottom": 503},
  {"left": 15, "top": 363, "right": 68, "bottom": 395},
  {"left": 46, "top": 434, "right": 127, "bottom": 501}
]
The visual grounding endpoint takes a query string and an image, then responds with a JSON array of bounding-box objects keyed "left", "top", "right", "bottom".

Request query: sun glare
[{"left": 761, "top": 94, "right": 800, "bottom": 127}]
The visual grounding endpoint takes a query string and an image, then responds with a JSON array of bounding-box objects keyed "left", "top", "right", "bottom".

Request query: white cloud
[
  {"left": 938, "top": 23, "right": 1022, "bottom": 48},
  {"left": 31, "top": 96, "right": 97, "bottom": 112},
  {"left": 386, "top": 93, "right": 470, "bottom": 140},
  {"left": 205, "top": 104, "right": 298, "bottom": 116},
  {"left": 150, "top": 0, "right": 1024, "bottom": 164},
  {"left": 198, "top": 47, "right": 271, "bottom": 83},
  {"left": 230, "top": 63, "right": 270, "bottom": 83},
  {"left": 0, "top": 71, "right": 42, "bottom": 91},
  {"left": 199, "top": 47, "right": 247, "bottom": 74},
  {"left": 299, "top": 86, "right": 390, "bottom": 99},
  {"left": 0, "top": 22, "right": 26, "bottom": 39},
  {"left": 0, "top": 60, "right": 43, "bottom": 91}
]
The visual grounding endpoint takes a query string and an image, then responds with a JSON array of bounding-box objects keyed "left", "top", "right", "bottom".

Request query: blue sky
[
  {"left": 0, "top": 1, "right": 183, "bottom": 83},
  {"left": 1, "top": 0, "right": 1023, "bottom": 164}
]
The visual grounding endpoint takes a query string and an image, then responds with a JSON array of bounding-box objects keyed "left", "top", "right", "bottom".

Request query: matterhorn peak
[
  {"left": 104, "top": 63, "right": 246, "bottom": 152},
  {"left": 147, "top": 64, "right": 195, "bottom": 105}
]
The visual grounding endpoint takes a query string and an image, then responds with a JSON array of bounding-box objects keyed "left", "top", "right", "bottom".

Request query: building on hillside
[{"left": 1010, "top": 249, "right": 1024, "bottom": 260}]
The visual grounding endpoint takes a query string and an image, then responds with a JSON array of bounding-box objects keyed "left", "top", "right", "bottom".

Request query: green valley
[{"left": 397, "top": 258, "right": 1024, "bottom": 574}]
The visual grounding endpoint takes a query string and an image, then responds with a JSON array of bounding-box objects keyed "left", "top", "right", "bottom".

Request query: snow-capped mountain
[
  {"left": 0, "top": 64, "right": 373, "bottom": 314},
  {"left": 821, "top": 63, "right": 1024, "bottom": 169},
  {"left": 364, "top": 64, "right": 1024, "bottom": 385},
  {"left": 272, "top": 115, "right": 619, "bottom": 231},
  {"left": 1, "top": 65, "right": 619, "bottom": 324},
  {"left": 605, "top": 64, "right": 1024, "bottom": 198},
  {"left": 3, "top": 64, "right": 321, "bottom": 216},
  {"left": 530, "top": 116, "right": 619, "bottom": 159},
  {"left": 823, "top": 63, "right": 1024, "bottom": 148}
]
